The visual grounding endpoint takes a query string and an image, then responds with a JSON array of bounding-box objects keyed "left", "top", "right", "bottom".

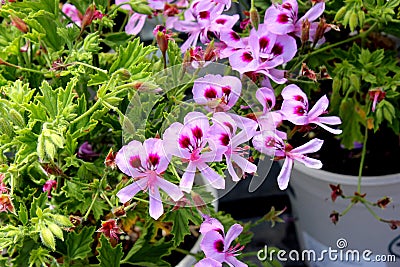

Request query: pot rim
[{"left": 293, "top": 162, "right": 400, "bottom": 186}]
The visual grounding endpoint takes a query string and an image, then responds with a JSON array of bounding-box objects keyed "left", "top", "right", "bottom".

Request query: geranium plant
[{"left": 0, "top": 0, "right": 399, "bottom": 266}]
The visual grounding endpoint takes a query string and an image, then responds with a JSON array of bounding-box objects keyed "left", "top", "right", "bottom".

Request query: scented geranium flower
[
  {"left": 77, "top": 141, "right": 99, "bottom": 160},
  {"left": 192, "top": 74, "right": 241, "bottom": 112},
  {"left": 253, "top": 132, "right": 323, "bottom": 189},
  {"left": 62, "top": 3, "right": 83, "bottom": 27},
  {"left": 163, "top": 112, "right": 225, "bottom": 192},
  {"left": 174, "top": 0, "right": 239, "bottom": 52},
  {"left": 97, "top": 219, "right": 124, "bottom": 241},
  {"left": 115, "top": 138, "right": 184, "bottom": 220},
  {"left": 43, "top": 179, "right": 57, "bottom": 198},
  {"left": 195, "top": 215, "right": 246, "bottom": 267},
  {"left": 115, "top": 0, "right": 147, "bottom": 35},
  {"left": 264, "top": 0, "right": 326, "bottom": 41},
  {"left": 368, "top": 87, "right": 386, "bottom": 112},
  {"left": 280, "top": 85, "right": 342, "bottom": 134},
  {"left": 209, "top": 112, "right": 257, "bottom": 181},
  {"left": 228, "top": 24, "right": 297, "bottom": 84}
]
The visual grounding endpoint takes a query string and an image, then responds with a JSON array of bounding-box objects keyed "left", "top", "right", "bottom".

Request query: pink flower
[
  {"left": 280, "top": 84, "right": 342, "bottom": 134},
  {"left": 174, "top": 1, "right": 239, "bottom": 52},
  {"left": 163, "top": 112, "right": 225, "bottom": 192},
  {"left": 227, "top": 24, "right": 297, "bottom": 84},
  {"left": 368, "top": 88, "right": 386, "bottom": 112},
  {"left": 0, "top": 194, "right": 14, "bottom": 213},
  {"left": 43, "top": 180, "right": 57, "bottom": 198},
  {"left": 115, "top": 138, "right": 184, "bottom": 220},
  {"left": 195, "top": 216, "right": 246, "bottom": 267},
  {"left": 192, "top": 74, "right": 241, "bottom": 112},
  {"left": 208, "top": 112, "right": 257, "bottom": 181},
  {"left": 253, "top": 132, "right": 323, "bottom": 190},
  {"left": 97, "top": 219, "right": 124, "bottom": 240},
  {"left": 264, "top": 0, "right": 326, "bottom": 44},
  {"left": 62, "top": 3, "right": 82, "bottom": 27}
]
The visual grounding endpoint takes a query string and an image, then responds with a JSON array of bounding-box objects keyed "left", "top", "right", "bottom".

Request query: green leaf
[
  {"left": 164, "top": 209, "right": 192, "bottom": 246},
  {"left": 65, "top": 226, "right": 96, "bottom": 260},
  {"left": 30, "top": 192, "right": 48, "bottom": 218},
  {"left": 91, "top": 199, "right": 108, "bottom": 220},
  {"left": 109, "top": 38, "right": 157, "bottom": 74},
  {"left": 18, "top": 203, "right": 28, "bottom": 226},
  {"left": 339, "top": 98, "right": 364, "bottom": 149},
  {"left": 62, "top": 180, "right": 85, "bottom": 200},
  {"left": 97, "top": 235, "right": 123, "bottom": 267}
]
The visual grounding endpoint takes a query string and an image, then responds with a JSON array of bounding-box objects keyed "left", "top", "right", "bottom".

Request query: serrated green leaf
[
  {"left": 65, "top": 226, "right": 95, "bottom": 260},
  {"left": 62, "top": 180, "right": 84, "bottom": 200},
  {"left": 30, "top": 192, "right": 48, "bottom": 218},
  {"left": 164, "top": 209, "right": 192, "bottom": 246},
  {"left": 18, "top": 203, "right": 28, "bottom": 226},
  {"left": 97, "top": 235, "right": 123, "bottom": 267},
  {"left": 91, "top": 199, "right": 108, "bottom": 220},
  {"left": 109, "top": 38, "right": 157, "bottom": 74},
  {"left": 339, "top": 99, "right": 364, "bottom": 149},
  {"left": 47, "top": 221, "right": 64, "bottom": 241}
]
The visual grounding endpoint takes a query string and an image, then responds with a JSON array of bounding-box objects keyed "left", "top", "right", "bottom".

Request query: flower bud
[
  {"left": 249, "top": 7, "right": 259, "bottom": 30},
  {"left": 330, "top": 211, "right": 339, "bottom": 225},
  {"left": 301, "top": 19, "right": 310, "bottom": 44},
  {"left": 10, "top": 15, "right": 28, "bottom": 33},
  {"left": 376, "top": 196, "right": 391, "bottom": 209},
  {"left": 313, "top": 18, "right": 326, "bottom": 45}
]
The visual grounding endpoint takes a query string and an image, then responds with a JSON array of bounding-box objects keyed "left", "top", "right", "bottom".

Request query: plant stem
[
  {"left": 70, "top": 99, "right": 102, "bottom": 125},
  {"left": 173, "top": 247, "right": 198, "bottom": 257},
  {"left": 73, "top": 61, "right": 108, "bottom": 74},
  {"left": 340, "top": 202, "right": 355, "bottom": 216},
  {"left": 0, "top": 59, "right": 47, "bottom": 75},
  {"left": 83, "top": 191, "right": 99, "bottom": 221},
  {"left": 357, "top": 126, "right": 368, "bottom": 193}
]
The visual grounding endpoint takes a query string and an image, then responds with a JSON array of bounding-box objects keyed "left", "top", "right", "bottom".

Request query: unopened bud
[
  {"left": 301, "top": 19, "right": 310, "bottom": 44},
  {"left": 204, "top": 40, "right": 217, "bottom": 62},
  {"left": 156, "top": 31, "right": 168, "bottom": 54},
  {"left": 10, "top": 15, "right": 28, "bottom": 33},
  {"left": 330, "top": 211, "right": 339, "bottom": 225},
  {"left": 249, "top": 7, "right": 259, "bottom": 30}
]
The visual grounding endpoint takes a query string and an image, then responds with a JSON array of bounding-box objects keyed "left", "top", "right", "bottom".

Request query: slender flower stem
[
  {"left": 101, "top": 192, "right": 114, "bottom": 208},
  {"left": 83, "top": 191, "right": 99, "bottom": 221},
  {"left": 340, "top": 202, "right": 355, "bottom": 216},
  {"left": 357, "top": 126, "right": 368, "bottom": 193},
  {"left": 173, "top": 247, "right": 198, "bottom": 257},
  {"left": 0, "top": 59, "right": 47, "bottom": 75},
  {"left": 70, "top": 99, "right": 102, "bottom": 125},
  {"left": 72, "top": 62, "right": 108, "bottom": 74}
]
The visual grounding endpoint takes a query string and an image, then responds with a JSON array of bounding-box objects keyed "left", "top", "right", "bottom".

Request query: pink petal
[
  {"left": 116, "top": 178, "right": 148, "bottom": 203},
  {"left": 115, "top": 0, "right": 132, "bottom": 11},
  {"left": 195, "top": 258, "right": 222, "bottom": 267},
  {"left": 180, "top": 162, "right": 197, "bottom": 192},
  {"left": 156, "top": 177, "right": 184, "bottom": 201},
  {"left": 277, "top": 157, "right": 294, "bottom": 190},
  {"left": 200, "top": 216, "right": 224, "bottom": 234},
  {"left": 281, "top": 84, "right": 308, "bottom": 105},
  {"left": 291, "top": 138, "right": 324, "bottom": 154},
  {"left": 143, "top": 138, "right": 170, "bottom": 173},
  {"left": 313, "top": 122, "right": 343, "bottom": 135},
  {"left": 200, "top": 230, "right": 226, "bottom": 261},
  {"left": 125, "top": 13, "right": 146, "bottom": 35},
  {"left": 294, "top": 155, "right": 322, "bottom": 169},
  {"left": 198, "top": 163, "right": 225, "bottom": 189},
  {"left": 224, "top": 223, "right": 243, "bottom": 248},
  {"left": 231, "top": 154, "right": 257, "bottom": 174},
  {"left": 256, "top": 87, "right": 276, "bottom": 113},
  {"left": 115, "top": 140, "right": 146, "bottom": 178},
  {"left": 298, "top": 2, "right": 325, "bottom": 23},
  {"left": 225, "top": 256, "right": 248, "bottom": 267},
  {"left": 308, "top": 95, "right": 329, "bottom": 119},
  {"left": 149, "top": 187, "right": 163, "bottom": 220}
]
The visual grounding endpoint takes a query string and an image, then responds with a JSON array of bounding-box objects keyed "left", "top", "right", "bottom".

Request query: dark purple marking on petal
[
  {"left": 223, "top": 122, "right": 234, "bottom": 134},
  {"left": 265, "top": 98, "right": 273, "bottom": 108},
  {"left": 294, "top": 95, "right": 305, "bottom": 102},
  {"left": 179, "top": 135, "right": 191, "bottom": 149},
  {"left": 204, "top": 87, "right": 218, "bottom": 99},
  {"left": 282, "top": 3, "right": 292, "bottom": 10},
  {"left": 191, "top": 126, "right": 203, "bottom": 140},
  {"left": 259, "top": 37, "right": 269, "bottom": 51},
  {"left": 220, "top": 133, "right": 230, "bottom": 146},
  {"left": 147, "top": 153, "right": 160, "bottom": 168},
  {"left": 265, "top": 137, "right": 276, "bottom": 148},
  {"left": 130, "top": 155, "right": 142, "bottom": 169},
  {"left": 214, "top": 239, "right": 225, "bottom": 253},
  {"left": 222, "top": 86, "right": 231, "bottom": 96},
  {"left": 272, "top": 44, "right": 283, "bottom": 56},
  {"left": 277, "top": 13, "right": 289, "bottom": 23},
  {"left": 241, "top": 52, "right": 253, "bottom": 62},
  {"left": 294, "top": 106, "right": 306, "bottom": 115},
  {"left": 199, "top": 11, "right": 210, "bottom": 19},
  {"left": 215, "top": 18, "right": 227, "bottom": 24},
  {"left": 230, "top": 31, "right": 241, "bottom": 41}
]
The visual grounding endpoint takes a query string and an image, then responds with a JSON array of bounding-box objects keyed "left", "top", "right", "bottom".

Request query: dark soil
[{"left": 309, "top": 126, "right": 400, "bottom": 176}]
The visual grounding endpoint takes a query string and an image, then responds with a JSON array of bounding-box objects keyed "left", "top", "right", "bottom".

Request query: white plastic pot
[{"left": 288, "top": 162, "right": 400, "bottom": 267}]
